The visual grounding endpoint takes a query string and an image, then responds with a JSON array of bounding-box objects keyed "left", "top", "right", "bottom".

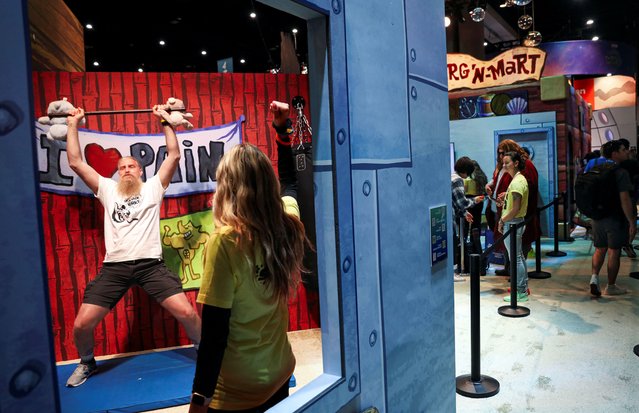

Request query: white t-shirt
[{"left": 97, "top": 175, "right": 166, "bottom": 262}]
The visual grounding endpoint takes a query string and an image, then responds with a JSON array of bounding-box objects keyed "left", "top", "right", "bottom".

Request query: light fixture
[
  {"left": 240, "top": 58, "right": 246, "bottom": 64},
  {"left": 606, "top": 73, "right": 612, "bottom": 77},
  {"left": 249, "top": 12, "right": 256, "bottom": 19},
  {"left": 592, "top": 36, "right": 599, "bottom": 41},
  {"left": 292, "top": 28, "right": 298, "bottom": 34},
  {"left": 586, "top": 19, "right": 594, "bottom": 25},
  {"left": 85, "top": 23, "right": 93, "bottom": 30},
  {"left": 201, "top": 50, "right": 207, "bottom": 55},
  {"left": 159, "top": 40, "right": 166, "bottom": 46},
  {"left": 445, "top": 16, "right": 451, "bottom": 27},
  {"left": 93, "top": 61, "right": 99, "bottom": 67},
  {"left": 483, "top": 41, "right": 488, "bottom": 46},
  {"left": 137, "top": 68, "right": 143, "bottom": 72}
]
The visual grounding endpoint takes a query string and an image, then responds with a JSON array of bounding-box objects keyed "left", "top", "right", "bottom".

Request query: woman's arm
[
  {"left": 189, "top": 304, "right": 231, "bottom": 413},
  {"left": 498, "top": 193, "right": 522, "bottom": 232}
]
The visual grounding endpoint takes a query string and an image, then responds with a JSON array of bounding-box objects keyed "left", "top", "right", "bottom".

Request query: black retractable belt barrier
[
  {"left": 498, "top": 223, "right": 530, "bottom": 318},
  {"left": 456, "top": 254, "right": 500, "bottom": 398},
  {"left": 546, "top": 195, "right": 567, "bottom": 257}
]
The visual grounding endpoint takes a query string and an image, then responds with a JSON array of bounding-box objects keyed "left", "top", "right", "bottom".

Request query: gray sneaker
[
  {"left": 66, "top": 362, "right": 97, "bottom": 387},
  {"left": 604, "top": 284, "right": 627, "bottom": 296}
]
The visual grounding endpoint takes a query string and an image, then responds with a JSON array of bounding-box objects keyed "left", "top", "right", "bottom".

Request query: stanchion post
[
  {"left": 547, "top": 196, "right": 567, "bottom": 257},
  {"left": 456, "top": 254, "right": 500, "bottom": 398},
  {"left": 498, "top": 223, "right": 530, "bottom": 318},
  {"left": 562, "top": 191, "right": 574, "bottom": 242}
]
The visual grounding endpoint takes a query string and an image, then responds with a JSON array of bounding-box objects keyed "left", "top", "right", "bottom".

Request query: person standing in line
[
  {"left": 64, "top": 105, "right": 202, "bottom": 388},
  {"left": 452, "top": 157, "right": 484, "bottom": 281},
  {"left": 189, "top": 101, "right": 310, "bottom": 412},
  {"left": 487, "top": 139, "right": 539, "bottom": 276},
  {"left": 589, "top": 140, "right": 636, "bottom": 296},
  {"left": 497, "top": 151, "right": 530, "bottom": 302}
]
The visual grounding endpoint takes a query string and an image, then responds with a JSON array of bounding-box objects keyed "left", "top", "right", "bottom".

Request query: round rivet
[
  {"left": 410, "top": 86, "right": 417, "bottom": 99},
  {"left": 362, "top": 180, "right": 371, "bottom": 196},
  {"left": 337, "top": 129, "right": 346, "bottom": 145},
  {"left": 348, "top": 374, "right": 358, "bottom": 391},
  {"left": 342, "top": 256, "right": 352, "bottom": 273},
  {"left": 369, "top": 330, "right": 378, "bottom": 347},
  {"left": 410, "top": 48, "right": 417, "bottom": 62},
  {"left": 406, "top": 173, "right": 413, "bottom": 186},
  {"left": 182, "top": 140, "right": 193, "bottom": 147},
  {"left": 332, "top": 0, "right": 341, "bottom": 14}
]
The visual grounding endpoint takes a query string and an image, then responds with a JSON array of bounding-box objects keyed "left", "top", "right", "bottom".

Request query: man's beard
[{"left": 117, "top": 177, "right": 142, "bottom": 198}]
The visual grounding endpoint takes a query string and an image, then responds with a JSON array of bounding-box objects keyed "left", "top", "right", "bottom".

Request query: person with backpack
[{"left": 579, "top": 140, "right": 636, "bottom": 296}]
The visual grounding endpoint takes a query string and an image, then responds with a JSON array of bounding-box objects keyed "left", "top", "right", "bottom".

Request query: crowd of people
[
  {"left": 63, "top": 95, "right": 636, "bottom": 409},
  {"left": 452, "top": 137, "right": 637, "bottom": 303}
]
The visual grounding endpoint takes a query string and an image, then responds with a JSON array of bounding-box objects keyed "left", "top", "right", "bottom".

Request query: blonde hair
[{"left": 213, "top": 143, "right": 308, "bottom": 301}]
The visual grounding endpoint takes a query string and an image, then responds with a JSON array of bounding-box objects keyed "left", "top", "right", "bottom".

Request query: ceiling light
[
  {"left": 85, "top": 24, "right": 93, "bottom": 30},
  {"left": 159, "top": 40, "right": 165, "bottom": 46},
  {"left": 138, "top": 68, "right": 143, "bottom": 72},
  {"left": 93, "top": 61, "right": 99, "bottom": 67},
  {"left": 292, "top": 28, "right": 298, "bottom": 34},
  {"left": 249, "top": 12, "right": 256, "bottom": 18},
  {"left": 586, "top": 19, "right": 594, "bottom": 25},
  {"left": 592, "top": 36, "right": 599, "bottom": 41},
  {"left": 483, "top": 41, "right": 488, "bottom": 46},
  {"left": 606, "top": 73, "right": 612, "bottom": 77},
  {"left": 240, "top": 58, "right": 246, "bottom": 64},
  {"left": 444, "top": 16, "right": 451, "bottom": 27},
  {"left": 201, "top": 50, "right": 207, "bottom": 55}
]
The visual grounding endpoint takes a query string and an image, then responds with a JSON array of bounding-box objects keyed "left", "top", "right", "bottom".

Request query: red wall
[{"left": 33, "top": 72, "right": 319, "bottom": 361}]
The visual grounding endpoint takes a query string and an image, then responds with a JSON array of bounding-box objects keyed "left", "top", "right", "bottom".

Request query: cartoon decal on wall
[{"left": 162, "top": 219, "right": 211, "bottom": 285}]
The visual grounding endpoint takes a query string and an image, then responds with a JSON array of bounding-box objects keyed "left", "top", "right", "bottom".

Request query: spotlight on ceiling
[
  {"left": 592, "top": 36, "right": 599, "bottom": 41},
  {"left": 85, "top": 23, "right": 93, "bottom": 30},
  {"left": 240, "top": 58, "right": 246, "bottom": 64},
  {"left": 138, "top": 68, "right": 143, "bottom": 72},
  {"left": 159, "top": 40, "right": 166, "bottom": 46},
  {"left": 606, "top": 73, "right": 612, "bottom": 77},
  {"left": 292, "top": 28, "right": 298, "bottom": 34},
  {"left": 201, "top": 50, "right": 207, "bottom": 55},
  {"left": 249, "top": 12, "right": 257, "bottom": 19},
  {"left": 484, "top": 41, "right": 488, "bottom": 46},
  {"left": 444, "top": 16, "right": 451, "bottom": 27},
  {"left": 586, "top": 19, "right": 594, "bottom": 25},
  {"left": 93, "top": 61, "right": 99, "bottom": 67}
]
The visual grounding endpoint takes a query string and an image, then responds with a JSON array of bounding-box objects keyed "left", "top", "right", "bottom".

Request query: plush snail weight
[
  {"left": 37, "top": 97, "right": 83, "bottom": 141},
  {"left": 158, "top": 97, "right": 194, "bottom": 129}
]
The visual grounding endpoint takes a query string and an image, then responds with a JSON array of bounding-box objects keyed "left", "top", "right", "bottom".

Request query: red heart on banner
[{"left": 85, "top": 143, "right": 122, "bottom": 178}]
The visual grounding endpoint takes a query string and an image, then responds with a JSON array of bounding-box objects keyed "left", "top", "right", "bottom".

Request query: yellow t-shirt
[
  {"left": 501, "top": 173, "right": 528, "bottom": 220},
  {"left": 464, "top": 177, "right": 479, "bottom": 196},
  {"left": 197, "top": 196, "right": 299, "bottom": 410}
]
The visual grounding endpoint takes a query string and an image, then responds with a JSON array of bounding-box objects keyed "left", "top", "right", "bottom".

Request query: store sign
[{"left": 447, "top": 47, "right": 546, "bottom": 91}]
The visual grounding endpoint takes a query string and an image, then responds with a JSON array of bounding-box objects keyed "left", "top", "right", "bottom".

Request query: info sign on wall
[
  {"left": 447, "top": 47, "right": 546, "bottom": 91},
  {"left": 430, "top": 205, "right": 448, "bottom": 266}
]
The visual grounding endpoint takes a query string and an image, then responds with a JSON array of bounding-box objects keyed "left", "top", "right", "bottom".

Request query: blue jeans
[{"left": 504, "top": 218, "right": 527, "bottom": 293}]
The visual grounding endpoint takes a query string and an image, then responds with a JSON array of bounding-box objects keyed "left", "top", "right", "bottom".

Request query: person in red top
[{"left": 486, "top": 139, "right": 540, "bottom": 276}]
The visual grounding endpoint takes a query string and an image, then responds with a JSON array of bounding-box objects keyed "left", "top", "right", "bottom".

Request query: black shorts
[{"left": 83, "top": 258, "right": 184, "bottom": 309}]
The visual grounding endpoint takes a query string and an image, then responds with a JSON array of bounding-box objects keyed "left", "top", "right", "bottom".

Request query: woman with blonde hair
[{"left": 189, "top": 101, "right": 309, "bottom": 413}]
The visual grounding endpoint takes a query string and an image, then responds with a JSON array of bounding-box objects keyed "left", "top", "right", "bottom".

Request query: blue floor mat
[{"left": 57, "top": 347, "right": 196, "bottom": 413}]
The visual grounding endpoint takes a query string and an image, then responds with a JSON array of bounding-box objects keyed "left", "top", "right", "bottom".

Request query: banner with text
[
  {"left": 447, "top": 47, "right": 546, "bottom": 91},
  {"left": 37, "top": 116, "right": 244, "bottom": 197}
]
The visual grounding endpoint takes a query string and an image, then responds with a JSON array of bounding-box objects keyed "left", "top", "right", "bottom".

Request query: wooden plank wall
[
  {"left": 29, "top": 0, "right": 85, "bottom": 71},
  {"left": 33, "top": 72, "right": 320, "bottom": 361}
]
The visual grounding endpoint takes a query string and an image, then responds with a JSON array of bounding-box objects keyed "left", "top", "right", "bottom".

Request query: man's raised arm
[
  {"left": 153, "top": 105, "right": 181, "bottom": 189},
  {"left": 66, "top": 108, "right": 100, "bottom": 194}
]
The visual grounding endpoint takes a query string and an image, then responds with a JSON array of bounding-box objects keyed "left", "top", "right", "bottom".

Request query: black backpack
[{"left": 575, "top": 163, "right": 620, "bottom": 220}]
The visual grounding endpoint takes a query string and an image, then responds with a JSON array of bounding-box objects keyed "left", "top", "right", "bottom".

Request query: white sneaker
[
  {"left": 604, "top": 284, "right": 627, "bottom": 296},
  {"left": 454, "top": 274, "right": 466, "bottom": 282}
]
